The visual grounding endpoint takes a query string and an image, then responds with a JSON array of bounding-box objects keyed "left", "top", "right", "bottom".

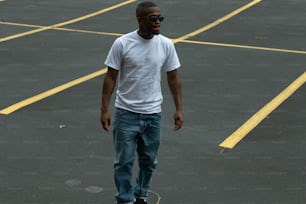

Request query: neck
[{"left": 137, "top": 30, "right": 154, "bottom": 39}]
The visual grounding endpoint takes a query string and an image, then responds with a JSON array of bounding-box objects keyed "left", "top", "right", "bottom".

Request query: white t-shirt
[{"left": 105, "top": 30, "right": 181, "bottom": 114}]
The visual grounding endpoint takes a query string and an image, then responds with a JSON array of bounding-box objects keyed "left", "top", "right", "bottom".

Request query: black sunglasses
[{"left": 147, "top": 15, "right": 164, "bottom": 22}]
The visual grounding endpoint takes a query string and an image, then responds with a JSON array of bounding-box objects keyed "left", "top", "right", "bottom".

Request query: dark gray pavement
[{"left": 0, "top": 0, "right": 305, "bottom": 203}]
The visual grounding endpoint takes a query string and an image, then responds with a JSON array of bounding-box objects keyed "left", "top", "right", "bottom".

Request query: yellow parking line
[
  {"left": 0, "top": 27, "right": 51, "bottom": 43},
  {"left": 50, "top": 0, "right": 136, "bottom": 28},
  {"left": 181, "top": 39, "right": 306, "bottom": 55},
  {"left": 0, "top": 21, "right": 42, "bottom": 28},
  {"left": 0, "top": 0, "right": 293, "bottom": 117},
  {"left": 0, "top": 68, "right": 108, "bottom": 115},
  {"left": 3, "top": 21, "right": 306, "bottom": 56},
  {"left": 0, "top": 0, "right": 135, "bottom": 115},
  {"left": 55, "top": 27, "right": 123, "bottom": 37},
  {"left": 219, "top": 72, "right": 306, "bottom": 149},
  {"left": 0, "top": 0, "right": 136, "bottom": 43},
  {"left": 172, "top": 0, "right": 262, "bottom": 43},
  {"left": 0, "top": 21, "right": 124, "bottom": 37}
]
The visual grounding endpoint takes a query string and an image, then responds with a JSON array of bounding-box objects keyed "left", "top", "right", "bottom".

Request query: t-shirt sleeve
[
  {"left": 162, "top": 41, "right": 181, "bottom": 72},
  {"left": 104, "top": 38, "right": 123, "bottom": 70}
]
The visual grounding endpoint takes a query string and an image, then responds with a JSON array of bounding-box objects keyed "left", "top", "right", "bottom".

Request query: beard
[
  {"left": 138, "top": 26, "right": 160, "bottom": 39},
  {"left": 152, "top": 30, "right": 160, "bottom": 35},
  {"left": 151, "top": 27, "right": 160, "bottom": 35}
]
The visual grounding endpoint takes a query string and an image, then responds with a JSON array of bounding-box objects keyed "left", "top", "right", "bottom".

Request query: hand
[
  {"left": 173, "top": 111, "right": 184, "bottom": 131},
  {"left": 100, "top": 111, "right": 111, "bottom": 133}
]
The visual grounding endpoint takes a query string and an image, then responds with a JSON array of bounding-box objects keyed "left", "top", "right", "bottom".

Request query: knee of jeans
[
  {"left": 114, "top": 157, "right": 134, "bottom": 170},
  {"left": 138, "top": 157, "right": 158, "bottom": 171}
]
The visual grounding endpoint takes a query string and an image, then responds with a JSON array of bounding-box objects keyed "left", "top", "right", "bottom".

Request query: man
[{"left": 100, "top": 1, "right": 183, "bottom": 204}]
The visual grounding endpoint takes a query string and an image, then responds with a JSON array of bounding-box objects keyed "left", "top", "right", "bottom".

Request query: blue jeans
[{"left": 113, "top": 108, "right": 161, "bottom": 204}]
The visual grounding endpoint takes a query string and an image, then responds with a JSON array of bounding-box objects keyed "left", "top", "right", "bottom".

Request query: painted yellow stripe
[
  {"left": 55, "top": 27, "right": 123, "bottom": 37},
  {"left": 0, "top": 0, "right": 136, "bottom": 43},
  {"left": 0, "top": 27, "right": 51, "bottom": 43},
  {"left": 0, "top": 21, "right": 43, "bottom": 28},
  {"left": 0, "top": 68, "right": 108, "bottom": 115},
  {"left": 3, "top": 21, "right": 306, "bottom": 55},
  {"left": 172, "top": 0, "right": 262, "bottom": 43},
  {"left": 219, "top": 72, "right": 306, "bottom": 149},
  {"left": 49, "top": 0, "right": 136, "bottom": 28},
  {"left": 0, "top": 1, "right": 135, "bottom": 114},
  {"left": 181, "top": 39, "right": 306, "bottom": 55},
  {"left": 0, "top": 21, "right": 124, "bottom": 37}
]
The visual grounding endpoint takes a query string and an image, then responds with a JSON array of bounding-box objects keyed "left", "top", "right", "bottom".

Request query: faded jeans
[{"left": 113, "top": 108, "right": 161, "bottom": 204}]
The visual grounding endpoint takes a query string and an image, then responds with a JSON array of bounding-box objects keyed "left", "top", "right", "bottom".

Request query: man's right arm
[{"left": 100, "top": 67, "right": 119, "bottom": 133}]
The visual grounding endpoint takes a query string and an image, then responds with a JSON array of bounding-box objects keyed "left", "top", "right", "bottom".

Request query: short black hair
[
  {"left": 137, "top": 1, "right": 158, "bottom": 10},
  {"left": 136, "top": 1, "right": 158, "bottom": 16}
]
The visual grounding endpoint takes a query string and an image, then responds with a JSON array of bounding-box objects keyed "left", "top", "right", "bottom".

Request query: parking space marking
[
  {"left": 219, "top": 72, "right": 306, "bottom": 149},
  {"left": 0, "top": 0, "right": 136, "bottom": 43},
  {"left": 0, "top": 21, "right": 41, "bottom": 28},
  {"left": 181, "top": 39, "right": 306, "bottom": 55},
  {"left": 0, "top": 21, "right": 124, "bottom": 37},
  {"left": 2, "top": 21, "right": 306, "bottom": 56},
  {"left": 172, "top": 0, "right": 262, "bottom": 43},
  {"left": 0, "top": 0, "right": 302, "bottom": 118},
  {"left": 0, "top": 68, "right": 108, "bottom": 115},
  {"left": 0, "top": 0, "right": 295, "bottom": 116}
]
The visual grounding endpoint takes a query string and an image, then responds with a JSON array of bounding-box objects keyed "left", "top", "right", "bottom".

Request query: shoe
[{"left": 134, "top": 198, "right": 147, "bottom": 204}]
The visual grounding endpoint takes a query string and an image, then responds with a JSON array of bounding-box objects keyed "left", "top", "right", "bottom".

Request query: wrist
[{"left": 100, "top": 107, "right": 108, "bottom": 112}]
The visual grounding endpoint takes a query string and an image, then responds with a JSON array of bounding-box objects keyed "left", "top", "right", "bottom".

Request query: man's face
[{"left": 139, "top": 6, "right": 162, "bottom": 35}]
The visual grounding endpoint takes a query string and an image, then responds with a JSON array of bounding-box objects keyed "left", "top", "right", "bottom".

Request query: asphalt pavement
[{"left": 0, "top": 0, "right": 305, "bottom": 203}]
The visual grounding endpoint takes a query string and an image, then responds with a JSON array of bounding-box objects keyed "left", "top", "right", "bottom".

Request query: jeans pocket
[{"left": 114, "top": 108, "right": 134, "bottom": 127}]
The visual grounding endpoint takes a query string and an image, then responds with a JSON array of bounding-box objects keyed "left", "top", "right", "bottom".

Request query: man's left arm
[{"left": 167, "top": 69, "right": 184, "bottom": 131}]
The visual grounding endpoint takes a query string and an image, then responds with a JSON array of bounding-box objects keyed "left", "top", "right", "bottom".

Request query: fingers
[
  {"left": 174, "top": 118, "right": 183, "bottom": 131},
  {"left": 173, "top": 111, "right": 184, "bottom": 131},
  {"left": 102, "top": 120, "right": 111, "bottom": 133},
  {"left": 100, "top": 112, "right": 111, "bottom": 133}
]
